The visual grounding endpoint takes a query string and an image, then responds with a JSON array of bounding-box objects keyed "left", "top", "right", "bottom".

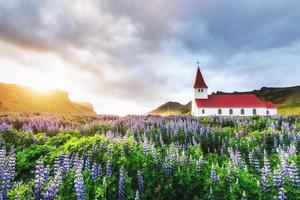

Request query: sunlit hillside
[{"left": 0, "top": 82, "right": 96, "bottom": 115}]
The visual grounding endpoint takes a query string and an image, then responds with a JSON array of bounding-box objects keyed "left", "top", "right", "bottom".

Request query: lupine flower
[
  {"left": 62, "top": 154, "right": 70, "bottom": 173},
  {"left": 164, "top": 160, "right": 171, "bottom": 177},
  {"left": 226, "top": 163, "right": 233, "bottom": 185},
  {"left": 189, "top": 155, "right": 193, "bottom": 165},
  {"left": 209, "top": 187, "right": 215, "bottom": 200},
  {"left": 241, "top": 191, "right": 247, "bottom": 200},
  {"left": 137, "top": 170, "right": 144, "bottom": 193},
  {"left": 276, "top": 187, "right": 287, "bottom": 200},
  {"left": 44, "top": 165, "right": 50, "bottom": 183},
  {"left": 7, "top": 148, "right": 16, "bottom": 186},
  {"left": 44, "top": 169, "right": 62, "bottom": 200},
  {"left": 253, "top": 159, "right": 260, "bottom": 172},
  {"left": 84, "top": 155, "right": 91, "bottom": 171},
  {"left": 0, "top": 123, "right": 12, "bottom": 133},
  {"left": 34, "top": 159, "right": 46, "bottom": 199},
  {"left": 74, "top": 168, "right": 85, "bottom": 200},
  {"left": 196, "top": 155, "right": 205, "bottom": 172},
  {"left": 273, "top": 167, "right": 284, "bottom": 188},
  {"left": 134, "top": 190, "right": 140, "bottom": 200},
  {"left": 248, "top": 151, "right": 254, "bottom": 166},
  {"left": 261, "top": 173, "right": 269, "bottom": 192},
  {"left": 118, "top": 167, "right": 125, "bottom": 200},
  {"left": 278, "top": 150, "right": 289, "bottom": 177},
  {"left": 54, "top": 156, "right": 62, "bottom": 176},
  {"left": 211, "top": 165, "right": 218, "bottom": 183},
  {"left": 288, "top": 161, "right": 299, "bottom": 188},
  {"left": 106, "top": 160, "right": 112, "bottom": 176},
  {"left": 262, "top": 151, "right": 271, "bottom": 177},
  {"left": 91, "top": 163, "right": 102, "bottom": 179}
]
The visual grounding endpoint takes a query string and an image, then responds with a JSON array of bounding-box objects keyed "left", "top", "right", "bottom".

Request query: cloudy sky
[{"left": 0, "top": 0, "right": 300, "bottom": 115}]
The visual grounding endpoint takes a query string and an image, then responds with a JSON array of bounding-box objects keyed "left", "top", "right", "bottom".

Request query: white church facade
[{"left": 191, "top": 66, "right": 277, "bottom": 117}]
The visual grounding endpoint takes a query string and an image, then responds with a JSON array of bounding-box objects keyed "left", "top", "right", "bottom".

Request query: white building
[{"left": 191, "top": 66, "right": 277, "bottom": 117}]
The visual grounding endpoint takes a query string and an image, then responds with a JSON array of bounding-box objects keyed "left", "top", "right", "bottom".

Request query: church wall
[
  {"left": 267, "top": 108, "right": 277, "bottom": 115},
  {"left": 194, "top": 107, "right": 277, "bottom": 117}
]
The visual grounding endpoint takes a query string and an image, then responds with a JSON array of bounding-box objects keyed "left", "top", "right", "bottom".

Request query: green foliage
[{"left": 8, "top": 181, "right": 34, "bottom": 200}]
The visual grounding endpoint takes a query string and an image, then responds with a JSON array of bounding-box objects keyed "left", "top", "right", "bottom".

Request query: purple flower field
[{"left": 0, "top": 113, "right": 299, "bottom": 199}]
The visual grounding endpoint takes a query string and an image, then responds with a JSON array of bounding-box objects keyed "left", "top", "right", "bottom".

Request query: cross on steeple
[{"left": 197, "top": 61, "right": 200, "bottom": 67}]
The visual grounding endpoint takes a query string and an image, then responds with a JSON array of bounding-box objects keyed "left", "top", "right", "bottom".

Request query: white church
[{"left": 191, "top": 65, "right": 277, "bottom": 117}]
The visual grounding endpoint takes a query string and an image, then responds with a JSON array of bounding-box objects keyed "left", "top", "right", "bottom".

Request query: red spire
[{"left": 193, "top": 67, "right": 208, "bottom": 88}]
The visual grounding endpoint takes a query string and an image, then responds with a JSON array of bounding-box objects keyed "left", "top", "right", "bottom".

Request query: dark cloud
[{"left": 0, "top": 0, "right": 300, "bottom": 112}]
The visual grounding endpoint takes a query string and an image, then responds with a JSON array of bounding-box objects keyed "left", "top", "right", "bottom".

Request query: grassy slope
[
  {"left": 149, "top": 86, "right": 300, "bottom": 116},
  {"left": 0, "top": 83, "right": 96, "bottom": 115}
]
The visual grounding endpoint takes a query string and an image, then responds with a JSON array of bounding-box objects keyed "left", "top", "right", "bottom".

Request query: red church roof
[
  {"left": 193, "top": 67, "right": 208, "bottom": 88},
  {"left": 264, "top": 101, "right": 277, "bottom": 108},
  {"left": 195, "top": 94, "right": 277, "bottom": 108}
]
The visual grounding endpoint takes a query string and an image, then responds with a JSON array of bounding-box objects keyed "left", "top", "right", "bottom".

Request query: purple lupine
[
  {"left": 273, "top": 167, "right": 284, "bottom": 188},
  {"left": 210, "top": 165, "right": 218, "bottom": 183},
  {"left": 261, "top": 152, "right": 271, "bottom": 192},
  {"left": 44, "top": 165, "right": 50, "bottom": 183},
  {"left": 196, "top": 155, "right": 205, "bottom": 172},
  {"left": 137, "top": 170, "right": 144, "bottom": 193},
  {"left": 248, "top": 151, "right": 254, "bottom": 166},
  {"left": 288, "top": 161, "right": 299, "bottom": 188},
  {"left": 106, "top": 160, "right": 112, "bottom": 176},
  {"left": 54, "top": 156, "right": 62, "bottom": 176},
  {"left": 91, "top": 163, "right": 102, "bottom": 180},
  {"left": 151, "top": 146, "right": 158, "bottom": 163},
  {"left": 74, "top": 168, "right": 85, "bottom": 200},
  {"left": 118, "top": 167, "right": 125, "bottom": 200},
  {"left": 276, "top": 187, "right": 287, "bottom": 200},
  {"left": 262, "top": 151, "right": 271, "bottom": 177},
  {"left": 6, "top": 148, "right": 16, "bottom": 187},
  {"left": 226, "top": 163, "right": 233, "bottom": 185},
  {"left": 253, "top": 159, "right": 260, "bottom": 173},
  {"left": 44, "top": 169, "right": 62, "bottom": 200},
  {"left": 134, "top": 190, "right": 140, "bottom": 200},
  {"left": 261, "top": 173, "right": 269, "bottom": 192},
  {"left": 278, "top": 150, "right": 289, "bottom": 177},
  {"left": 62, "top": 154, "right": 70, "bottom": 174},
  {"left": 34, "top": 159, "right": 45, "bottom": 199},
  {"left": 120, "top": 146, "right": 125, "bottom": 157},
  {"left": 164, "top": 160, "right": 171, "bottom": 177},
  {"left": 84, "top": 154, "right": 91, "bottom": 171},
  {"left": 0, "top": 123, "right": 12, "bottom": 133}
]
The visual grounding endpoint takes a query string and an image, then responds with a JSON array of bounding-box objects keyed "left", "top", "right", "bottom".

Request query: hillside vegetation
[
  {"left": 149, "top": 86, "right": 300, "bottom": 116},
  {"left": 0, "top": 82, "right": 96, "bottom": 115}
]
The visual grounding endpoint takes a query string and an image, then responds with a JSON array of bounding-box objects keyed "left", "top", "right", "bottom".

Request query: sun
[{"left": 30, "top": 84, "right": 53, "bottom": 93}]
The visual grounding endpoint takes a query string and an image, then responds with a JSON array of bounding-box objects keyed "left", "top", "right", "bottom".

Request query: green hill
[
  {"left": 0, "top": 82, "right": 96, "bottom": 115},
  {"left": 148, "top": 86, "right": 300, "bottom": 116},
  {"left": 148, "top": 101, "right": 191, "bottom": 116}
]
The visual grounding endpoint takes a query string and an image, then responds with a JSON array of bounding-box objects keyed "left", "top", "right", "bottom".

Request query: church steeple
[
  {"left": 193, "top": 63, "right": 208, "bottom": 88},
  {"left": 193, "top": 62, "right": 208, "bottom": 99}
]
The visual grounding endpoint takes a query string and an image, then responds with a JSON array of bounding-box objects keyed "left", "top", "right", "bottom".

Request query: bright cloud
[{"left": 0, "top": 0, "right": 300, "bottom": 115}]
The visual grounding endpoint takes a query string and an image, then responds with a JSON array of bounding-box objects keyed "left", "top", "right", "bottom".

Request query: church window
[
  {"left": 252, "top": 109, "right": 257, "bottom": 115},
  {"left": 218, "top": 109, "right": 222, "bottom": 115},
  {"left": 201, "top": 89, "right": 203, "bottom": 92},
  {"left": 241, "top": 109, "right": 245, "bottom": 115},
  {"left": 266, "top": 110, "right": 269, "bottom": 115},
  {"left": 229, "top": 109, "right": 233, "bottom": 115},
  {"left": 198, "top": 89, "right": 201, "bottom": 92},
  {"left": 202, "top": 109, "right": 205, "bottom": 114}
]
